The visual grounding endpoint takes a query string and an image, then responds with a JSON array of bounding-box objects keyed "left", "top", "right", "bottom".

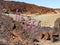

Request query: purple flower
[
  {"left": 16, "top": 9, "right": 19, "bottom": 14},
  {"left": 23, "top": 25, "right": 31, "bottom": 30},
  {"left": 30, "top": 19, "right": 36, "bottom": 27},
  {"left": 16, "top": 15, "right": 25, "bottom": 22},
  {"left": 16, "top": 15, "right": 20, "bottom": 21}
]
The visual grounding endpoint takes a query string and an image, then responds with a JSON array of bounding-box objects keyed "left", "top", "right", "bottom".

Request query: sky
[{"left": 4, "top": 0, "right": 60, "bottom": 8}]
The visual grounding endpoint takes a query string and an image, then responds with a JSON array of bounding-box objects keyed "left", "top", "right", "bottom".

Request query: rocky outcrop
[
  {"left": 0, "top": 14, "right": 35, "bottom": 45},
  {"left": 55, "top": 9, "right": 60, "bottom": 13}
]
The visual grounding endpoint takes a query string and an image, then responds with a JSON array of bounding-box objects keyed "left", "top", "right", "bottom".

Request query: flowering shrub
[
  {"left": 15, "top": 14, "right": 41, "bottom": 38},
  {"left": 16, "top": 15, "right": 41, "bottom": 31}
]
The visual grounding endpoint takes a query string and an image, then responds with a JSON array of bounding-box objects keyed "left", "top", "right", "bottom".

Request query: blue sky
[{"left": 9, "top": 0, "right": 60, "bottom": 8}]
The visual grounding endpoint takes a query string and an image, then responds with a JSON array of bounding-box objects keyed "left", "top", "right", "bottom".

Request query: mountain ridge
[{"left": 0, "top": 0, "right": 57, "bottom": 15}]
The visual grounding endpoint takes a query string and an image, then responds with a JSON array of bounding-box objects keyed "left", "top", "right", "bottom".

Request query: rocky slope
[
  {"left": 0, "top": 14, "right": 35, "bottom": 45},
  {"left": 54, "top": 9, "right": 60, "bottom": 13},
  {"left": 0, "top": 0, "right": 57, "bottom": 15}
]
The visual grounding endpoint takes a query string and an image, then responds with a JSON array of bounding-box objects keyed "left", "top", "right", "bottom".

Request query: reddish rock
[{"left": 0, "top": 0, "right": 57, "bottom": 15}]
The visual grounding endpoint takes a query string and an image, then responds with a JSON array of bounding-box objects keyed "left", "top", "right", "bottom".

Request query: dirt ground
[{"left": 35, "top": 39, "right": 60, "bottom": 45}]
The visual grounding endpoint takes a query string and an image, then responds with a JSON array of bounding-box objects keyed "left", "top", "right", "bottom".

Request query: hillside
[
  {"left": 54, "top": 9, "right": 60, "bottom": 13},
  {"left": 1, "top": 13, "right": 60, "bottom": 45},
  {"left": 0, "top": 0, "right": 57, "bottom": 15},
  {"left": 0, "top": 13, "right": 35, "bottom": 45}
]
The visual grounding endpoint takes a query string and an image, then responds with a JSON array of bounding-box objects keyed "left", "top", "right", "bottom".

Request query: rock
[
  {"left": 52, "top": 35, "right": 59, "bottom": 42},
  {"left": 0, "top": 14, "right": 34, "bottom": 45},
  {"left": 0, "top": 14, "right": 22, "bottom": 44},
  {"left": 33, "top": 39, "right": 39, "bottom": 42}
]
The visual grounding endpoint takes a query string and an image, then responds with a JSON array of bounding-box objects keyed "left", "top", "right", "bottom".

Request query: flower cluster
[
  {"left": 15, "top": 14, "right": 42, "bottom": 38},
  {"left": 16, "top": 15, "right": 41, "bottom": 31}
]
